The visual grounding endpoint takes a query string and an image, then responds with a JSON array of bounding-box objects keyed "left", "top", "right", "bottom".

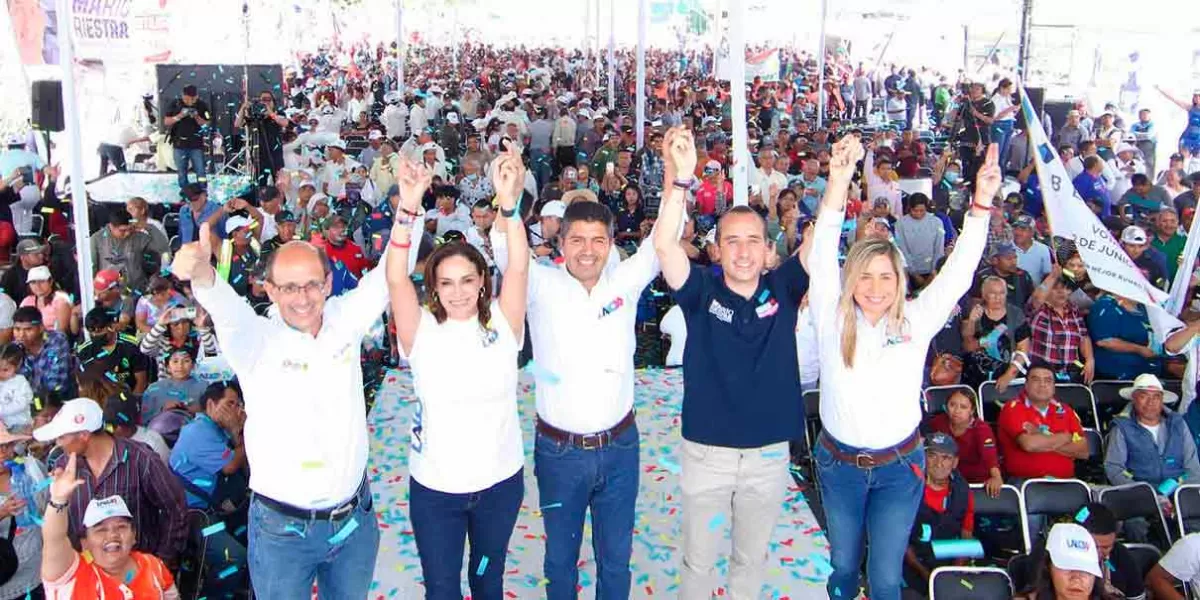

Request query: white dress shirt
[
  {"left": 194, "top": 242, "right": 418, "bottom": 508},
  {"left": 808, "top": 206, "right": 988, "bottom": 449},
  {"left": 491, "top": 230, "right": 660, "bottom": 433}
]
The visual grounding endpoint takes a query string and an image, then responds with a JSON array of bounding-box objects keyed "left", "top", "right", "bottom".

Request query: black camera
[{"left": 247, "top": 99, "right": 270, "bottom": 121}]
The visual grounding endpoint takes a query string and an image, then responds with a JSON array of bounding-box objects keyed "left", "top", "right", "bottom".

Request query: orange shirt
[
  {"left": 997, "top": 394, "right": 1083, "bottom": 479},
  {"left": 45, "top": 551, "right": 178, "bottom": 599}
]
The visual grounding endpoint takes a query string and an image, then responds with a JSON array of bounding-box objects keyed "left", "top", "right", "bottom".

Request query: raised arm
[
  {"left": 1155, "top": 85, "right": 1192, "bottom": 112},
  {"left": 655, "top": 126, "right": 699, "bottom": 291},
  {"left": 491, "top": 147, "right": 529, "bottom": 339},
  {"left": 385, "top": 158, "right": 433, "bottom": 356},
  {"left": 173, "top": 223, "right": 264, "bottom": 374},
  {"left": 807, "top": 134, "right": 864, "bottom": 322},
  {"left": 41, "top": 453, "right": 84, "bottom": 582},
  {"left": 908, "top": 144, "right": 1000, "bottom": 339}
]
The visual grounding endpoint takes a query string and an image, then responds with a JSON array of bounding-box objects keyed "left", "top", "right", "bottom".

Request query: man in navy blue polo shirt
[{"left": 654, "top": 126, "right": 810, "bottom": 598}]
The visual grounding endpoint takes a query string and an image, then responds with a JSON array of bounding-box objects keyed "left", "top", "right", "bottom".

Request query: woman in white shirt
[
  {"left": 385, "top": 147, "right": 529, "bottom": 599},
  {"left": 989, "top": 78, "right": 1019, "bottom": 167},
  {"left": 807, "top": 137, "right": 1000, "bottom": 600}
]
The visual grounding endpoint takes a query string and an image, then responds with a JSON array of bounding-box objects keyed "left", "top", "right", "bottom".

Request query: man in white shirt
[
  {"left": 408, "top": 96, "right": 429, "bottom": 137},
  {"left": 171, "top": 211, "right": 419, "bottom": 599},
  {"left": 752, "top": 149, "right": 788, "bottom": 207},
  {"left": 319, "top": 141, "right": 360, "bottom": 200},
  {"left": 1012, "top": 215, "right": 1052, "bottom": 283},
  {"left": 382, "top": 92, "right": 409, "bottom": 140},
  {"left": 1148, "top": 533, "right": 1200, "bottom": 598},
  {"left": 491, "top": 190, "right": 665, "bottom": 599}
]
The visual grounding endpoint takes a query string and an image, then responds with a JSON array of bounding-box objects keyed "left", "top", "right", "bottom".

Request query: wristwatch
[
  {"left": 499, "top": 206, "right": 518, "bottom": 218},
  {"left": 48, "top": 498, "right": 68, "bottom": 512}
]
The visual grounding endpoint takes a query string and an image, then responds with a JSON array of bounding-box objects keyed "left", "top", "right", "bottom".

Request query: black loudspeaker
[{"left": 31, "top": 80, "right": 65, "bottom": 132}]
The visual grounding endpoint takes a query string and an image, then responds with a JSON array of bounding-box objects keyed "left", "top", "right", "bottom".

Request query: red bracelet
[
  {"left": 389, "top": 239, "right": 411, "bottom": 249},
  {"left": 971, "top": 201, "right": 994, "bottom": 212}
]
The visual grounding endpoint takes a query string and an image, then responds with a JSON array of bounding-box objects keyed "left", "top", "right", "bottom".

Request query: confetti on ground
[{"left": 367, "top": 368, "right": 830, "bottom": 597}]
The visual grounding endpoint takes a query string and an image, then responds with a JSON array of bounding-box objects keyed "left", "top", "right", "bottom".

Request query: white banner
[
  {"left": 1167, "top": 209, "right": 1200, "bottom": 316},
  {"left": 1018, "top": 87, "right": 1182, "bottom": 340}
]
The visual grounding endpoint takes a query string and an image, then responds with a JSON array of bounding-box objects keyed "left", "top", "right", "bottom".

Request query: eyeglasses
[{"left": 269, "top": 279, "right": 324, "bottom": 296}]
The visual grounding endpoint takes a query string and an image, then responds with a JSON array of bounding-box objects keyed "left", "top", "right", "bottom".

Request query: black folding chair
[
  {"left": 1075, "top": 428, "right": 1105, "bottom": 485},
  {"left": 1090, "top": 380, "right": 1133, "bottom": 432},
  {"left": 973, "top": 483, "right": 1028, "bottom": 560},
  {"left": 977, "top": 380, "right": 1024, "bottom": 424},
  {"left": 1174, "top": 484, "right": 1200, "bottom": 535},
  {"left": 1124, "top": 542, "right": 1163, "bottom": 580},
  {"left": 803, "top": 389, "right": 822, "bottom": 448},
  {"left": 1007, "top": 553, "right": 1034, "bottom": 592},
  {"left": 1054, "top": 383, "right": 1100, "bottom": 431},
  {"left": 176, "top": 508, "right": 214, "bottom": 600},
  {"left": 1098, "top": 482, "right": 1174, "bottom": 552},
  {"left": 923, "top": 384, "right": 976, "bottom": 417},
  {"left": 1020, "top": 478, "right": 1093, "bottom": 551},
  {"left": 929, "top": 566, "right": 1013, "bottom": 599}
]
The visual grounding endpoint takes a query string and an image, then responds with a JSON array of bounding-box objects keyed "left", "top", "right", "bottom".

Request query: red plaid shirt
[{"left": 1029, "top": 303, "right": 1089, "bottom": 370}]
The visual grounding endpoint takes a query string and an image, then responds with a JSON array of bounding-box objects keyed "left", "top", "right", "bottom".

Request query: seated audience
[
  {"left": 0, "top": 343, "right": 34, "bottom": 433},
  {"left": 1028, "top": 276, "right": 1095, "bottom": 383},
  {"left": 903, "top": 433, "right": 975, "bottom": 595},
  {"left": 76, "top": 309, "right": 150, "bottom": 394},
  {"left": 141, "top": 346, "right": 208, "bottom": 422},
  {"left": 1078, "top": 503, "right": 1146, "bottom": 600},
  {"left": 103, "top": 391, "right": 171, "bottom": 463},
  {"left": 33, "top": 397, "right": 188, "bottom": 564},
  {"left": 20, "top": 265, "right": 75, "bottom": 335},
  {"left": 997, "top": 360, "right": 1089, "bottom": 481},
  {"left": 134, "top": 275, "right": 188, "bottom": 334},
  {"left": 925, "top": 390, "right": 1003, "bottom": 494},
  {"left": 138, "top": 306, "right": 218, "bottom": 378},
  {"left": 12, "top": 307, "right": 73, "bottom": 396},
  {"left": 1014, "top": 523, "right": 1112, "bottom": 600},
  {"left": 960, "top": 276, "right": 1030, "bottom": 390}
]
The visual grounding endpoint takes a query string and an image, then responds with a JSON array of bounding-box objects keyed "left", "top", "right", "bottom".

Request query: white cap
[
  {"left": 368, "top": 130, "right": 384, "bottom": 140},
  {"left": 1116, "top": 143, "right": 1137, "bottom": 155},
  {"left": 83, "top": 495, "right": 133, "bottom": 529},
  {"left": 326, "top": 139, "right": 346, "bottom": 151},
  {"left": 577, "top": 109, "right": 592, "bottom": 120},
  {"left": 33, "top": 398, "right": 104, "bottom": 442},
  {"left": 1119, "top": 373, "right": 1179, "bottom": 403},
  {"left": 26, "top": 265, "right": 51, "bottom": 283},
  {"left": 420, "top": 142, "right": 439, "bottom": 154},
  {"left": 540, "top": 200, "right": 566, "bottom": 219},
  {"left": 1046, "top": 523, "right": 1102, "bottom": 578},
  {"left": 383, "top": 91, "right": 402, "bottom": 104},
  {"left": 225, "top": 215, "right": 252, "bottom": 234},
  {"left": 1120, "top": 225, "right": 1147, "bottom": 245}
]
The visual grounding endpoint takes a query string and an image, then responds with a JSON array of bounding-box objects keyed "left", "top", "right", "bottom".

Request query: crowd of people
[{"left": 0, "top": 35, "right": 1199, "bottom": 600}]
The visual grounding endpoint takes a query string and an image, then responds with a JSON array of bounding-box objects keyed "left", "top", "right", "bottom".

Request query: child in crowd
[
  {"left": 141, "top": 346, "right": 208, "bottom": 423},
  {"left": 0, "top": 343, "right": 33, "bottom": 433}
]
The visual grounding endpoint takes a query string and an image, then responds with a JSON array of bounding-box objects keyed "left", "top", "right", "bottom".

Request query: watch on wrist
[
  {"left": 499, "top": 206, "right": 518, "bottom": 218},
  {"left": 48, "top": 498, "right": 68, "bottom": 512},
  {"left": 672, "top": 178, "right": 695, "bottom": 190}
]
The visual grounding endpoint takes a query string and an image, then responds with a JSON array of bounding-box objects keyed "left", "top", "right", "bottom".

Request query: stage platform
[{"left": 365, "top": 368, "right": 832, "bottom": 599}]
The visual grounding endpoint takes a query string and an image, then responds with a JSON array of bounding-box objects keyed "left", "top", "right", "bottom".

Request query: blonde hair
[{"left": 838, "top": 239, "right": 907, "bottom": 368}]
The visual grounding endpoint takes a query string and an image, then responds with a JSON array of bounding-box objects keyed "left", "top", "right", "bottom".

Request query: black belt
[
  {"left": 820, "top": 430, "right": 922, "bottom": 469},
  {"left": 253, "top": 476, "right": 367, "bottom": 521},
  {"left": 537, "top": 411, "right": 636, "bottom": 450}
]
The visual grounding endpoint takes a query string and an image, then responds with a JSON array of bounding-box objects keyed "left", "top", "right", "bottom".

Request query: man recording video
[
  {"left": 954, "top": 82, "right": 994, "bottom": 192},
  {"left": 235, "top": 90, "right": 290, "bottom": 187},
  {"left": 164, "top": 84, "right": 211, "bottom": 194}
]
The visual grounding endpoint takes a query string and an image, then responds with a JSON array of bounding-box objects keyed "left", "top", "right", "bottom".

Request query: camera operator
[
  {"left": 235, "top": 91, "right": 290, "bottom": 187},
  {"left": 164, "top": 84, "right": 211, "bottom": 194},
  {"left": 953, "top": 82, "right": 995, "bottom": 193}
]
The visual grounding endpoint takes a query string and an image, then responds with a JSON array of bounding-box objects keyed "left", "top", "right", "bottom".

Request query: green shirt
[{"left": 1152, "top": 232, "right": 1187, "bottom": 282}]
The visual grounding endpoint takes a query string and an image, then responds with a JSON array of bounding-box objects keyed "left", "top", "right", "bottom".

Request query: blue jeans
[
  {"left": 816, "top": 432, "right": 926, "bottom": 600},
  {"left": 247, "top": 482, "right": 380, "bottom": 600},
  {"left": 174, "top": 147, "right": 206, "bottom": 191},
  {"left": 410, "top": 469, "right": 525, "bottom": 600},
  {"left": 534, "top": 422, "right": 640, "bottom": 600},
  {"left": 991, "top": 120, "right": 1015, "bottom": 169},
  {"left": 98, "top": 143, "right": 126, "bottom": 174}
]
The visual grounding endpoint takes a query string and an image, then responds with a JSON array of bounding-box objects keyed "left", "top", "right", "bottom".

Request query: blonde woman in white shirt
[
  {"left": 385, "top": 147, "right": 529, "bottom": 599},
  {"left": 808, "top": 138, "right": 1001, "bottom": 600}
]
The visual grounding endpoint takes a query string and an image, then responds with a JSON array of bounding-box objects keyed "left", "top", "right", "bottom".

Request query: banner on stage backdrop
[
  {"left": 9, "top": 0, "right": 172, "bottom": 65},
  {"left": 1018, "top": 86, "right": 1182, "bottom": 338},
  {"left": 718, "top": 48, "right": 780, "bottom": 83}
]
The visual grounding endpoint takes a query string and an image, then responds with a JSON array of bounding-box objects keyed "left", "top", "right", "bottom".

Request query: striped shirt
[
  {"left": 54, "top": 436, "right": 188, "bottom": 563},
  {"left": 137, "top": 322, "right": 219, "bottom": 377}
]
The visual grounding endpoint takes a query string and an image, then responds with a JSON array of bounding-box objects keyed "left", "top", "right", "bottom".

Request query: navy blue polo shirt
[{"left": 673, "top": 256, "right": 809, "bottom": 448}]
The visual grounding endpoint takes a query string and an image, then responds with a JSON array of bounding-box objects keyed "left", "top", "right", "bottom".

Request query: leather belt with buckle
[
  {"left": 253, "top": 476, "right": 366, "bottom": 521},
  {"left": 820, "top": 431, "right": 921, "bottom": 469},
  {"left": 537, "top": 411, "right": 636, "bottom": 450}
]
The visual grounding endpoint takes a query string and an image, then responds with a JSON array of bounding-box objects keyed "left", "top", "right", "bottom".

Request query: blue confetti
[
  {"left": 920, "top": 523, "right": 931, "bottom": 541},
  {"left": 708, "top": 513, "right": 725, "bottom": 531},
  {"left": 1075, "top": 507, "right": 1090, "bottom": 523},
  {"left": 328, "top": 517, "right": 359, "bottom": 544},
  {"left": 475, "top": 555, "right": 489, "bottom": 576},
  {"left": 201, "top": 522, "right": 226, "bottom": 537},
  {"left": 217, "top": 565, "right": 239, "bottom": 579},
  {"left": 525, "top": 361, "right": 560, "bottom": 385}
]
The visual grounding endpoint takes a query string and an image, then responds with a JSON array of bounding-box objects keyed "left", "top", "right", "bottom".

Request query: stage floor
[{"left": 366, "top": 368, "right": 832, "bottom": 599}]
